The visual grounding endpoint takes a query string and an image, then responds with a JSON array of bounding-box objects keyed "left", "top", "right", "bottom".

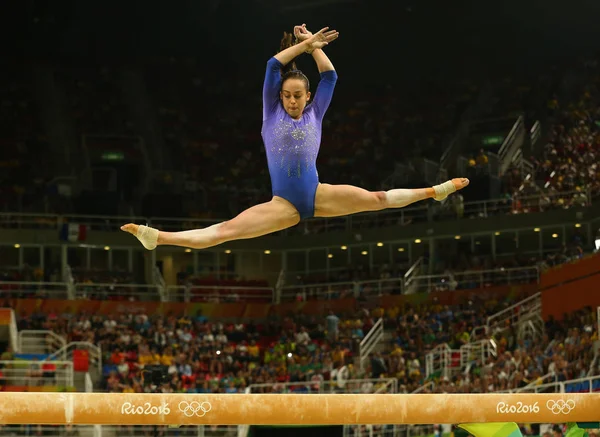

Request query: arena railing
[
  {"left": 62, "top": 264, "right": 76, "bottom": 300},
  {"left": 0, "top": 425, "right": 100, "bottom": 437},
  {"left": 280, "top": 265, "right": 539, "bottom": 302},
  {"left": 246, "top": 377, "right": 397, "bottom": 394},
  {"left": 166, "top": 284, "right": 274, "bottom": 303},
  {"left": 45, "top": 342, "right": 102, "bottom": 378},
  {"left": 403, "top": 256, "right": 424, "bottom": 294},
  {"left": 483, "top": 291, "right": 541, "bottom": 335},
  {"left": 411, "top": 381, "right": 435, "bottom": 394},
  {"left": 0, "top": 359, "right": 74, "bottom": 388},
  {"left": 18, "top": 330, "right": 66, "bottom": 355},
  {"left": 9, "top": 308, "right": 19, "bottom": 352},
  {"left": 2, "top": 265, "right": 539, "bottom": 304},
  {"left": 406, "top": 266, "right": 539, "bottom": 294},
  {"left": 0, "top": 281, "right": 70, "bottom": 299},
  {"left": 496, "top": 374, "right": 600, "bottom": 394},
  {"left": 74, "top": 282, "right": 162, "bottom": 301},
  {"left": 344, "top": 424, "right": 434, "bottom": 437},
  {"left": 0, "top": 189, "right": 590, "bottom": 234},
  {"left": 0, "top": 425, "right": 235, "bottom": 437},
  {"left": 359, "top": 318, "right": 384, "bottom": 371}
]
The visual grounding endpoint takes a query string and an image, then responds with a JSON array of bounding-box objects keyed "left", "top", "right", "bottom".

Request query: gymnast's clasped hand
[{"left": 293, "top": 24, "right": 339, "bottom": 52}]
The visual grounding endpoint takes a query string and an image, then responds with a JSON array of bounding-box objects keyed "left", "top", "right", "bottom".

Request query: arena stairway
[
  {"left": 18, "top": 330, "right": 102, "bottom": 392},
  {"left": 425, "top": 292, "right": 543, "bottom": 379}
]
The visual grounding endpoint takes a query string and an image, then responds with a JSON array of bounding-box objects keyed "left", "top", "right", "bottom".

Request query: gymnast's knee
[
  {"left": 214, "top": 221, "right": 234, "bottom": 243},
  {"left": 371, "top": 191, "right": 387, "bottom": 210}
]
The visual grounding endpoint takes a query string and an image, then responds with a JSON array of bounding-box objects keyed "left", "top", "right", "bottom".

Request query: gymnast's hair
[{"left": 279, "top": 32, "right": 310, "bottom": 91}]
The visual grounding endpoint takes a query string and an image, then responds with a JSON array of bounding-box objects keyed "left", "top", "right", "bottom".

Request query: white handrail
[
  {"left": 0, "top": 360, "right": 74, "bottom": 387},
  {"left": 166, "top": 284, "right": 274, "bottom": 303},
  {"left": 411, "top": 381, "right": 435, "bottom": 394},
  {"left": 9, "top": 309, "right": 19, "bottom": 353},
  {"left": 18, "top": 330, "right": 67, "bottom": 354},
  {"left": 404, "top": 256, "right": 424, "bottom": 282},
  {"left": 247, "top": 378, "right": 397, "bottom": 393},
  {"left": 2, "top": 265, "right": 541, "bottom": 306},
  {"left": 282, "top": 265, "right": 539, "bottom": 302},
  {"left": 486, "top": 291, "right": 541, "bottom": 332},
  {"left": 62, "top": 264, "right": 76, "bottom": 300},
  {"left": 359, "top": 318, "right": 384, "bottom": 370},
  {"left": 153, "top": 266, "right": 167, "bottom": 302},
  {"left": 360, "top": 318, "right": 384, "bottom": 352},
  {"left": 45, "top": 341, "right": 102, "bottom": 377},
  {"left": 85, "top": 372, "right": 93, "bottom": 393}
]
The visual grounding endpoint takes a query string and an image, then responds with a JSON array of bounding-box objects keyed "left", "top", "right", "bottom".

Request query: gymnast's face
[{"left": 280, "top": 78, "right": 311, "bottom": 120}]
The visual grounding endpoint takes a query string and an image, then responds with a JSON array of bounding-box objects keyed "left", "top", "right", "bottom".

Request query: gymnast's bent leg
[
  {"left": 313, "top": 178, "right": 469, "bottom": 217},
  {"left": 121, "top": 197, "right": 300, "bottom": 250}
]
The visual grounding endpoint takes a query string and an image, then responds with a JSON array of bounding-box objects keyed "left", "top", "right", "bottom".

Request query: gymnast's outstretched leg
[
  {"left": 121, "top": 196, "right": 300, "bottom": 250},
  {"left": 313, "top": 178, "right": 469, "bottom": 217}
]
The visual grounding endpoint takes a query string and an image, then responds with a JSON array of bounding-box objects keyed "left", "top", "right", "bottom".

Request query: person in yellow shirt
[
  {"left": 138, "top": 346, "right": 155, "bottom": 366},
  {"left": 247, "top": 340, "right": 259, "bottom": 359},
  {"left": 387, "top": 306, "right": 400, "bottom": 319},
  {"left": 476, "top": 149, "right": 489, "bottom": 166},
  {"left": 161, "top": 348, "right": 175, "bottom": 366},
  {"left": 332, "top": 345, "right": 346, "bottom": 367}
]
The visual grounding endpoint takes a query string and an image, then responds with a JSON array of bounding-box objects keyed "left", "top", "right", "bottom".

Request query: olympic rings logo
[
  {"left": 546, "top": 400, "right": 575, "bottom": 415},
  {"left": 178, "top": 401, "right": 212, "bottom": 417}
]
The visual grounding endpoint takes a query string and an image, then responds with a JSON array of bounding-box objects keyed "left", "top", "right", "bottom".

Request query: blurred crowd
[
  {"left": 6, "top": 293, "right": 597, "bottom": 398},
  {"left": 1, "top": 56, "right": 599, "bottom": 219}
]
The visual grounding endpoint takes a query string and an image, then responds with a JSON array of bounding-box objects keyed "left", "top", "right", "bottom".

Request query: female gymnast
[{"left": 121, "top": 24, "right": 469, "bottom": 250}]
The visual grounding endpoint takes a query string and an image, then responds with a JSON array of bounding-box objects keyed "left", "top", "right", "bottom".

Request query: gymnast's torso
[
  {"left": 262, "top": 105, "right": 321, "bottom": 189},
  {"left": 261, "top": 57, "right": 337, "bottom": 217}
]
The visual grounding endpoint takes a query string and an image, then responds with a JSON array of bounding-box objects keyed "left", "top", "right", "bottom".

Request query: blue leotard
[{"left": 261, "top": 57, "right": 338, "bottom": 219}]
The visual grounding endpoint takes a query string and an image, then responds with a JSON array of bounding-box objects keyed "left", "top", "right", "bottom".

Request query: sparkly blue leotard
[{"left": 261, "top": 57, "right": 338, "bottom": 219}]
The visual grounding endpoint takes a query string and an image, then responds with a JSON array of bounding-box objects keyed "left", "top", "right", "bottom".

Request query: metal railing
[
  {"left": 425, "top": 344, "right": 453, "bottom": 379},
  {"left": 349, "top": 425, "right": 435, "bottom": 437},
  {"left": 46, "top": 342, "right": 102, "bottom": 377},
  {"left": 459, "top": 339, "right": 497, "bottom": 370},
  {"left": 0, "top": 188, "right": 591, "bottom": 235},
  {"left": 498, "top": 115, "right": 526, "bottom": 175},
  {"left": 153, "top": 265, "right": 168, "bottom": 302},
  {"left": 497, "top": 374, "right": 600, "bottom": 394},
  {"left": 485, "top": 291, "right": 542, "bottom": 336},
  {"left": 166, "top": 285, "right": 274, "bottom": 303},
  {"left": 84, "top": 372, "right": 94, "bottom": 393},
  {"left": 18, "top": 330, "right": 67, "bottom": 355},
  {"left": 280, "top": 278, "right": 402, "bottom": 302},
  {"left": 0, "top": 424, "right": 237, "bottom": 437},
  {"left": 101, "top": 425, "right": 237, "bottom": 437},
  {"left": 359, "top": 318, "right": 384, "bottom": 371},
  {"left": 425, "top": 340, "right": 497, "bottom": 379},
  {"left": 9, "top": 308, "right": 19, "bottom": 353},
  {"left": 427, "top": 291, "right": 541, "bottom": 378},
  {"left": 74, "top": 283, "right": 161, "bottom": 301},
  {"left": 0, "top": 425, "right": 97, "bottom": 437},
  {"left": 403, "top": 257, "right": 424, "bottom": 295},
  {"left": 1, "top": 265, "right": 540, "bottom": 305},
  {"left": 411, "top": 381, "right": 434, "bottom": 394},
  {"left": 63, "top": 264, "right": 76, "bottom": 300},
  {"left": 0, "top": 360, "right": 74, "bottom": 387},
  {"left": 399, "top": 266, "right": 539, "bottom": 295},
  {"left": 0, "top": 281, "right": 69, "bottom": 299},
  {"left": 247, "top": 378, "right": 397, "bottom": 394}
]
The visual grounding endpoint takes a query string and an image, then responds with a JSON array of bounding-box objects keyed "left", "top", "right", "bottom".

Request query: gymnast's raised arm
[
  {"left": 294, "top": 24, "right": 338, "bottom": 119},
  {"left": 263, "top": 27, "right": 338, "bottom": 120}
]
